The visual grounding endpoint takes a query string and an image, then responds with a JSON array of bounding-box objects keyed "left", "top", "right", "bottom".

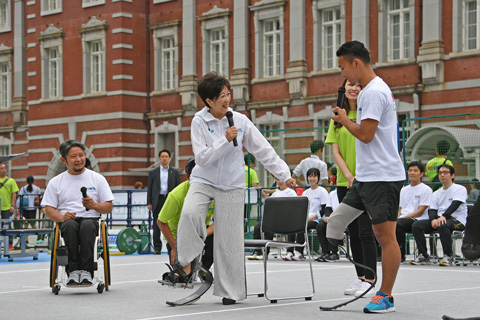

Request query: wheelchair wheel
[
  {"left": 50, "top": 225, "right": 60, "bottom": 289},
  {"left": 101, "top": 220, "right": 111, "bottom": 290}
]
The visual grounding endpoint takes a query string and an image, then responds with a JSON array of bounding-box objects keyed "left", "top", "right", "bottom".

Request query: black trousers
[
  {"left": 153, "top": 195, "right": 167, "bottom": 252},
  {"left": 396, "top": 217, "right": 415, "bottom": 258},
  {"left": 60, "top": 218, "right": 99, "bottom": 274},
  {"left": 317, "top": 220, "right": 337, "bottom": 254},
  {"left": 288, "top": 220, "right": 318, "bottom": 254},
  {"left": 166, "top": 234, "right": 214, "bottom": 270},
  {"left": 411, "top": 218, "right": 465, "bottom": 257},
  {"left": 338, "top": 187, "right": 377, "bottom": 280}
]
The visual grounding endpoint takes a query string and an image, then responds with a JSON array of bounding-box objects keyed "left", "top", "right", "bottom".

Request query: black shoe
[
  {"left": 315, "top": 253, "right": 327, "bottom": 262},
  {"left": 222, "top": 297, "right": 236, "bottom": 305},
  {"left": 324, "top": 253, "right": 339, "bottom": 261}
]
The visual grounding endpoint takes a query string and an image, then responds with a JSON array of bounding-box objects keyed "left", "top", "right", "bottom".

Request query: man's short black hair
[
  {"left": 59, "top": 140, "right": 86, "bottom": 159},
  {"left": 407, "top": 161, "right": 425, "bottom": 173},
  {"left": 185, "top": 158, "right": 195, "bottom": 177},
  {"left": 197, "top": 72, "right": 231, "bottom": 108},
  {"left": 436, "top": 140, "right": 450, "bottom": 156},
  {"left": 158, "top": 149, "right": 171, "bottom": 158},
  {"left": 336, "top": 40, "right": 371, "bottom": 64},
  {"left": 311, "top": 140, "right": 324, "bottom": 154},
  {"left": 244, "top": 154, "right": 255, "bottom": 166}
]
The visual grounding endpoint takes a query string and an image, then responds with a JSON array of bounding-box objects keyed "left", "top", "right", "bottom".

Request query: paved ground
[{"left": 1, "top": 250, "right": 480, "bottom": 320}]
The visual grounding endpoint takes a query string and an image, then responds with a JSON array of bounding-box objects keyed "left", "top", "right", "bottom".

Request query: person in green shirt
[
  {"left": 157, "top": 158, "right": 214, "bottom": 270},
  {"left": 425, "top": 140, "right": 453, "bottom": 186},
  {"left": 0, "top": 162, "right": 19, "bottom": 247}
]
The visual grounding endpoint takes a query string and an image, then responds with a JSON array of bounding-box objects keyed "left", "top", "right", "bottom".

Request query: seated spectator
[
  {"left": 158, "top": 159, "right": 214, "bottom": 270},
  {"left": 395, "top": 161, "right": 432, "bottom": 262},
  {"left": 292, "top": 140, "right": 328, "bottom": 187},
  {"left": 468, "top": 178, "right": 479, "bottom": 203},
  {"left": 249, "top": 176, "right": 297, "bottom": 260},
  {"left": 301, "top": 168, "right": 331, "bottom": 259},
  {"left": 134, "top": 181, "right": 143, "bottom": 190},
  {"left": 410, "top": 164, "right": 467, "bottom": 266}
]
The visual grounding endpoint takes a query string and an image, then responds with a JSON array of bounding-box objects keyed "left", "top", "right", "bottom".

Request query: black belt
[{"left": 159, "top": 194, "right": 168, "bottom": 198}]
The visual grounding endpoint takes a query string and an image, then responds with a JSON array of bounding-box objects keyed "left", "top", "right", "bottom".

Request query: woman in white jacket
[{"left": 175, "top": 72, "right": 296, "bottom": 305}]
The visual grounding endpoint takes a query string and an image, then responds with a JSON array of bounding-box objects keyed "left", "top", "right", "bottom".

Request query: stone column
[
  {"left": 12, "top": 0, "right": 26, "bottom": 125},
  {"left": 230, "top": 0, "right": 249, "bottom": 109},
  {"left": 178, "top": 0, "right": 198, "bottom": 110},
  {"left": 417, "top": 0, "right": 444, "bottom": 84},
  {"left": 285, "top": 0, "right": 307, "bottom": 99}
]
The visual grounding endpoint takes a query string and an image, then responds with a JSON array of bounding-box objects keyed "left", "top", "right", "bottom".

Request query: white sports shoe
[
  {"left": 67, "top": 270, "right": 81, "bottom": 286},
  {"left": 344, "top": 278, "right": 363, "bottom": 295},
  {"left": 284, "top": 252, "right": 294, "bottom": 261},
  {"left": 355, "top": 281, "right": 375, "bottom": 298},
  {"left": 79, "top": 270, "right": 93, "bottom": 285},
  {"left": 292, "top": 250, "right": 305, "bottom": 261}
]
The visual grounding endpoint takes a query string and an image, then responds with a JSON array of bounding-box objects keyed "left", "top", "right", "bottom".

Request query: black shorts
[{"left": 342, "top": 179, "right": 404, "bottom": 225}]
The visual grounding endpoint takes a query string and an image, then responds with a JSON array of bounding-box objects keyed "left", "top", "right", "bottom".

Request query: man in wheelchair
[{"left": 42, "top": 140, "right": 114, "bottom": 286}]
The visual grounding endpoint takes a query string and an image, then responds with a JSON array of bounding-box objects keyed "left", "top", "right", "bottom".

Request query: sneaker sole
[{"left": 364, "top": 307, "right": 395, "bottom": 313}]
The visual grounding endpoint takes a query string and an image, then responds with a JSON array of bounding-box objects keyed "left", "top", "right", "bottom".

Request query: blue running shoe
[{"left": 363, "top": 291, "right": 395, "bottom": 313}]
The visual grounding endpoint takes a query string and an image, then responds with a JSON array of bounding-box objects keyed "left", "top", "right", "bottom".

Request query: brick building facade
[{"left": 0, "top": 0, "right": 479, "bottom": 190}]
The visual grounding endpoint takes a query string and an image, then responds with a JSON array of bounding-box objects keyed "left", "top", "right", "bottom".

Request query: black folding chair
[{"left": 244, "top": 196, "right": 315, "bottom": 303}]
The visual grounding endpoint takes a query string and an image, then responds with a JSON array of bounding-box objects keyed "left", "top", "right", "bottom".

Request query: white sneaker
[
  {"left": 67, "top": 270, "right": 81, "bottom": 286},
  {"left": 344, "top": 278, "right": 363, "bottom": 295},
  {"left": 292, "top": 250, "right": 305, "bottom": 261},
  {"left": 284, "top": 252, "right": 294, "bottom": 261},
  {"left": 439, "top": 255, "right": 454, "bottom": 266},
  {"left": 354, "top": 281, "right": 375, "bottom": 298},
  {"left": 79, "top": 270, "right": 93, "bottom": 285}
]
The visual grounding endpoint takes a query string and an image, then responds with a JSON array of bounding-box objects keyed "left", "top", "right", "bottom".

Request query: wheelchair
[{"left": 49, "top": 219, "right": 111, "bottom": 295}]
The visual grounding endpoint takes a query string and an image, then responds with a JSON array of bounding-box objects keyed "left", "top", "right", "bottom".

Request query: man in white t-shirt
[
  {"left": 42, "top": 140, "right": 114, "bottom": 286},
  {"left": 327, "top": 41, "right": 406, "bottom": 314},
  {"left": 411, "top": 164, "right": 467, "bottom": 266},
  {"left": 396, "top": 161, "right": 432, "bottom": 262},
  {"left": 292, "top": 140, "right": 328, "bottom": 187}
]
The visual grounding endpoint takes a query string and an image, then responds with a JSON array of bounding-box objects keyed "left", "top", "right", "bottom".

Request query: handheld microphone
[
  {"left": 333, "top": 86, "right": 346, "bottom": 126},
  {"left": 80, "top": 187, "right": 89, "bottom": 211},
  {"left": 225, "top": 111, "right": 238, "bottom": 147}
]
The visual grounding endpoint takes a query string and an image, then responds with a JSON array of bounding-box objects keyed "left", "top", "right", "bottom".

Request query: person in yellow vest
[{"left": 0, "top": 163, "right": 19, "bottom": 248}]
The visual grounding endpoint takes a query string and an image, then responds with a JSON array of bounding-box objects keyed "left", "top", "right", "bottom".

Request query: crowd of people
[{"left": 1, "top": 40, "right": 479, "bottom": 315}]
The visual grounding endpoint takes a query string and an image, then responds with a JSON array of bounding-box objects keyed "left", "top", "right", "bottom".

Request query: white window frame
[
  {"left": 387, "top": 0, "right": 411, "bottom": 61},
  {"left": 250, "top": 0, "right": 286, "bottom": 79},
  {"left": 41, "top": 0, "right": 62, "bottom": 16},
  {"left": 39, "top": 24, "right": 64, "bottom": 100},
  {"left": 0, "top": 142, "right": 11, "bottom": 176},
  {"left": 0, "top": 45, "right": 12, "bottom": 109},
  {"left": 312, "top": 0, "right": 345, "bottom": 71},
  {"left": 463, "top": 0, "right": 480, "bottom": 51},
  {"left": 0, "top": 0, "right": 11, "bottom": 33},
  {"left": 82, "top": 0, "right": 105, "bottom": 9},
  {"left": 209, "top": 28, "right": 226, "bottom": 75},
  {"left": 378, "top": 0, "right": 415, "bottom": 63},
  {"left": 199, "top": 6, "right": 230, "bottom": 78},
  {"left": 152, "top": 21, "right": 179, "bottom": 93},
  {"left": 80, "top": 17, "right": 107, "bottom": 96},
  {"left": 263, "top": 19, "right": 281, "bottom": 77}
]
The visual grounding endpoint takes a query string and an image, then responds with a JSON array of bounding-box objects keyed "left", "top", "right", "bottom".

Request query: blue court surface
[{"left": 1, "top": 252, "right": 479, "bottom": 320}]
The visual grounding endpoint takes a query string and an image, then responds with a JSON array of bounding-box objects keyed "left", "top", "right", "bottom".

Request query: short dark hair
[
  {"left": 306, "top": 168, "right": 320, "bottom": 178},
  {"left": 439, "top": 164, "right": 455, "bottom": 181},
  {"left": 185, "top": 158, "right": 196, "bottom": 177},
  {"left": 436, "top": 140, "right": 450, "bottom": 155},
  {"left": 158, "top": 149, "right": 171, "bottom": 158},
  {"left": 336, "top": 40, "right": 371, "bottom": 64},
  {"left": 407, "top": 161, "right": 425, "bottom": 173},
  {"left": 197, "top": 72, "right": 231, "bottom": 108},
  {"left": 244, "top": 154, "right": 255, "bottom": 166},
  {"left": 59, "top": 140, "right": 86, "bottom": 159},
  {"left": 311, "top": 140, "right": 324, "bottom": 153}
]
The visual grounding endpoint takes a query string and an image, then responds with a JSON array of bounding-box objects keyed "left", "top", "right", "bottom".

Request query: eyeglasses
[{"left": 438, "top": 171, "right": 451, "bottom": 175}]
